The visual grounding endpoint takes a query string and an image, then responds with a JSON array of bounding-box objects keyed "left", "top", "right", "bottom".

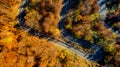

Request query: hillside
[
  {"left": 1, "top": 0, "right": 120, "bottom": 67},
  {"left": 0, "top": 0, "right": 99, "bottom": 67}
]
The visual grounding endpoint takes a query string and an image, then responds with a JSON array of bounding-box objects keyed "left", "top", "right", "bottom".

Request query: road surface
[
  {"left": 98, "top": 0, "right": 120, "bottom": 34},
  {"left": 17, "top": 0, "right": 106, "bottom": 62}
]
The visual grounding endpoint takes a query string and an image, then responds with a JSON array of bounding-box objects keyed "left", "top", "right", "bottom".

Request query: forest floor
[{"left": 0, "top": 0, "right": 99, "bottom": 67}]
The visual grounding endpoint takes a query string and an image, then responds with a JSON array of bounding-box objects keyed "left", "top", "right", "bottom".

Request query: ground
[{"left": 0, "top": 0, "right": 99, "bottom": 67}]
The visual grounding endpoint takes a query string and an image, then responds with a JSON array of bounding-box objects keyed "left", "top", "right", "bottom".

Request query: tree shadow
[
  {"left": 105, "top": 13, "right": 120, "bottom": 26},
  {"left": 106, "top": 0, "right": 120, "bottom": 10}
]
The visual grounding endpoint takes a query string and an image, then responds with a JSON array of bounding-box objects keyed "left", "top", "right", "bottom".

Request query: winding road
[
  {"left": 98, "top": 0, "right": 120, "bottom": 34},
  {"left": 17, "top": 0, "right": 116, "bottom": 62},
  {"left": 59, "top": 0, "right": 104, "bottom": 61}
]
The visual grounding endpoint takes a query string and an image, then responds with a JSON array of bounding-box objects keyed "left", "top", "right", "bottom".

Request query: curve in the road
[
  {"left": 17, "top": 0, "right": 105, "bottom": 62},
  {"left": 98, "top": 0, "right": 120, "bottom": 34},
  {"left": 17, "top": 0, "right": 46, "bottom": 37},
  {"left": 59, "top": 0, "right": 105, "bottom": 61}
]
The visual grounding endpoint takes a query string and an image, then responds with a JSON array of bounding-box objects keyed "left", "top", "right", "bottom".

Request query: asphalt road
[
  {"left": 59, "top": 0, "right": 104, "bottom": 61},
  {"left": 98, "top": 0, "right": 120, "bottom": 34},
  {"left": 18, "top": 0, "right": 105, "bottom": 62}
]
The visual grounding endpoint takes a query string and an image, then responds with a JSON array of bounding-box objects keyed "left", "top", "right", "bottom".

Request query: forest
[
  {"left": 0, "top": 0, "right": 120, "bottom": 67},
  {"left": 64, "top": 0, "right": 120, "bottom": 66},
  {"left": 0, "top": 0, "right": 99, "bottom": 67},
  {"left": 24, "top": 0, "right": 63, "bottom": 37}
]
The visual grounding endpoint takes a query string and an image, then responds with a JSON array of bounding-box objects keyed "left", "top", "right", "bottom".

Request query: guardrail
[
  {"left": 18, "top": 0, "right": 105, "bottom": 62},
  {"left": 59, "top": 0, "right": 105, "bottom": 61},
  {"left": 98, "top": 0, "right": 120, "bottom": 34}
]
